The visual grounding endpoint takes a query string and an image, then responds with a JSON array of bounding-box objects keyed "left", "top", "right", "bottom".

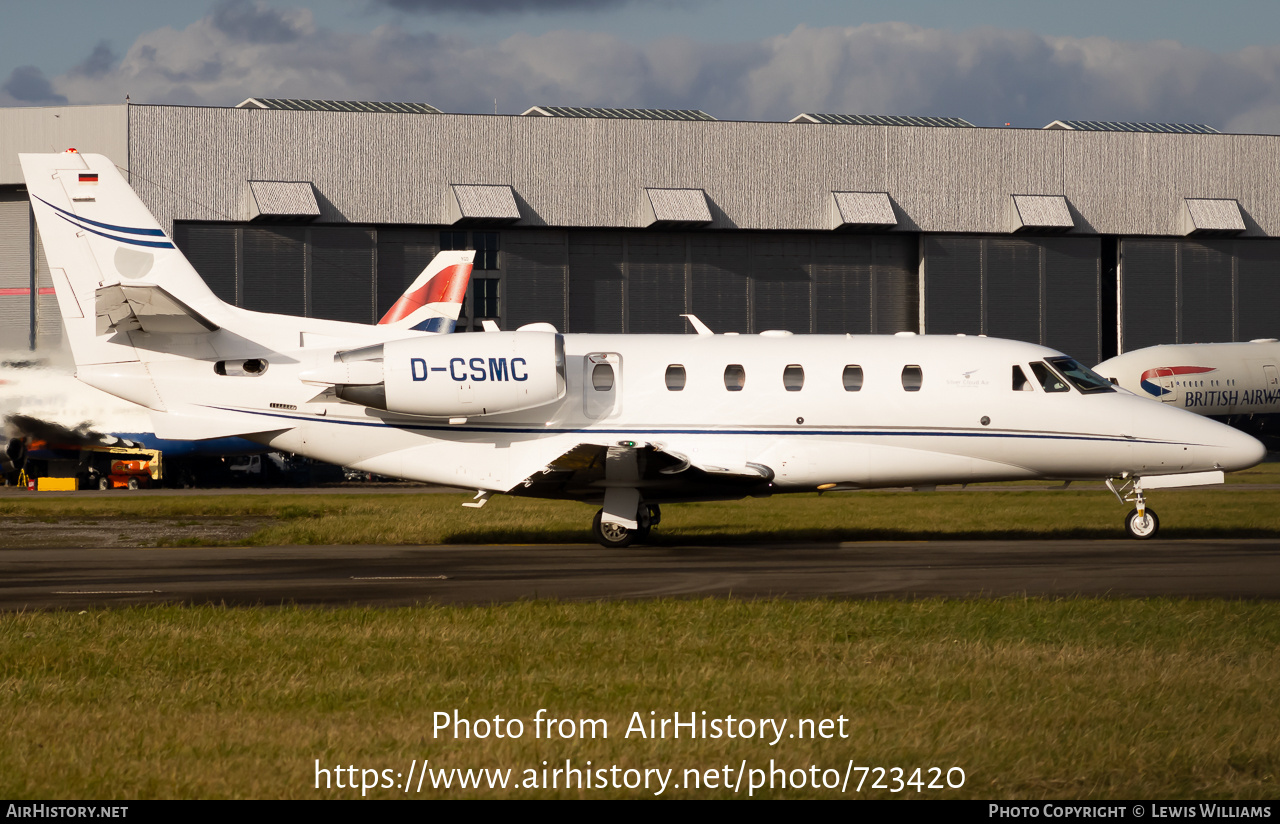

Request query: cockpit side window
[
  {"left": 1013, "top": 365, "right": 1033, "bottom": 391},
  {"left": 1030, "top": 362, "right": 1069, "bottom": 393},
  {"left": 1046, "top": 357, "right": 1116, "bottom": 394}
]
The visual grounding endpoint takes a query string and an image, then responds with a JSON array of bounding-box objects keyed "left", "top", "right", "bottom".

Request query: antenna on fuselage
[{"left": 681, "top": 314, "right": 713, "bottom": 336}]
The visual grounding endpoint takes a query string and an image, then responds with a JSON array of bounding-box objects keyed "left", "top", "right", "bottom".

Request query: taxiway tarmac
[{"left": 3, "top": 539, "right": 1280, "bottom": 609}]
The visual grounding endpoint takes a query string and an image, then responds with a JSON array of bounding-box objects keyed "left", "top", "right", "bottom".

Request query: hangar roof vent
[
  {"left": 449, "top": 184, "right": 521, "bottom": 225},
  {"left": 1007, "top": 195, "right": 1075, "bottom": 233},
  {"left": 246, "top": 180, "right": 321, "bottom": 222},
  {"left": 642, "top": 188, "right": 712, "bottom": 227},
  {"left": 791, "top": 113, "right": 974, "bottom": 127},
  {"left": 522, "top": 106, "right": 716, "bottom": 121},
  {"left": 829, "top": 192, "right": 897, "bottom": 231},
  {"left": 1043, "top": 120, "right": 1219, "bottom": 134},
  {"left": 1179, "top": 198, "right": 1246, "bottom": 236},
  {"left": 236, "top": 98, "right": 442, "bottom": 114}
]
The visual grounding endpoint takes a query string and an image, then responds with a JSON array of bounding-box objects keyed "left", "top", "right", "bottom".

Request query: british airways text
[
  {"left": 410, "top": 357, "right": 529, "bottom": 382},
  {"left": 1184, "top": 388, "right": 1280, "bottom": 409}
]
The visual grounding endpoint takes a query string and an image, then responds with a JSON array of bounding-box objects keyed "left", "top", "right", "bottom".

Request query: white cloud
[{"left": 42, "top": 4, "right": 1280, "bottom": 132}]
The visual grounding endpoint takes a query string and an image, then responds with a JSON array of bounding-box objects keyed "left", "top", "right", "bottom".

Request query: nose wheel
[
  {"left": 1107, "top": 476, "right": 1161, "bottom": 539},
  {"left": 1124, "top": 507, "right": 1159, "bottom": 539}
]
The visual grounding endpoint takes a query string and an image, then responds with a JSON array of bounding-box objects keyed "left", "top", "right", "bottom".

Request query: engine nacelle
[{"left": 335, "top": 331, "right": 566, "bottom": 417}]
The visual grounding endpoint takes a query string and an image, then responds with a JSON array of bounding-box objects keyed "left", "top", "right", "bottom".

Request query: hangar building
[{"left": 2, "top": 100, "right": 1277, "bottom": 364}]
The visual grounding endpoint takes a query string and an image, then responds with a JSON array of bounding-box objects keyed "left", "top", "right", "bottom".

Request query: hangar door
[
  {"left": 0, "top": 194, "right": 30, "bottom": 351},
  {"left": 922, "top": 236, "right": 1102, "bottom": 364},
  {"left": 1120, "top": 238, "right": 1280, "bottom": 351}
]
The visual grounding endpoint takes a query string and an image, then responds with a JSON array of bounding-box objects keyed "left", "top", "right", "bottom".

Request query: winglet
[{"left": 681, "top": 314, "right": 713, "bottom": 335}]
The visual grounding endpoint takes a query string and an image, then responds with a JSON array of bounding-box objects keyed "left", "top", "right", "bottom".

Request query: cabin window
[
  {"left": 842, "top": 365, "right": 864, "bottom": 392},
  {"left": 1030, "top": 362, "right": 1069, "bottom": 393},
  {"left": 901, "top": 365, "right": 923, "bottom": 392},
  {"left": 665, "top": 364, "right": 686, "bottom": 391},
  {"left": 1013, "top": 365, "right": 1033, "bottom": 391},
  {"left": 783, "top": 364, "right": 804, "bottom": 391},
  {"left": 724, "top": 364, "right": 746, "bottom": 391},
  {"left": 1046, "top": 357, "right": 1115, "bottom": 394},
  {"left": 592, "top": 363, "right": 615, "bottom": 391}
]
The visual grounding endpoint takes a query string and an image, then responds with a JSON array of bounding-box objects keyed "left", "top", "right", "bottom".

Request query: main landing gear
[
  {"left": 591, "top": 503, "right": 661, "bottom": 548},
  {"left": 1107, "top": 476, "right": 1159, "bottom": 540}
]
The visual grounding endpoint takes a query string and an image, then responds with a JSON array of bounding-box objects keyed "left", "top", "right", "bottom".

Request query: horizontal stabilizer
[
  {"left": 96, "top": 283, "right": 219, "bottom": 336},
  {"left": 150, "top": 406, "right": 292, "bottom": 442}
]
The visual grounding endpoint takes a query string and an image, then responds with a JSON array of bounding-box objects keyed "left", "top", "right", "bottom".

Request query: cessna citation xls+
[{"left": 21, "top": 151, "right": 1266, "bottom": 544}]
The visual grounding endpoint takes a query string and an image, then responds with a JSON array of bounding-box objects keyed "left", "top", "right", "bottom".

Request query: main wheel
[
  {"left": 97, "top": 476, "right": 110, "bottom": 491},
  {"left": 1125, "top": 507, "right": 1159, "bottom": 539},
  {"left": 592, "top": 510, "right": 637, "bottom": 548}
]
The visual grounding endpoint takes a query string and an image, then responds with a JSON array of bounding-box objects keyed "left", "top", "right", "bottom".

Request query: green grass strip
[
  {"left": 2, "top": 599, "right": 1278, "bottom": 799},
  {"left": 4, "top": 487, "right": 1280, "bottom": 545}
]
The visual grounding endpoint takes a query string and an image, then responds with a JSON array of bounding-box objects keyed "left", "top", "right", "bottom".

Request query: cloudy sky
[{"left": 6, "top": 0, "right": 1280, "bottom": 131}]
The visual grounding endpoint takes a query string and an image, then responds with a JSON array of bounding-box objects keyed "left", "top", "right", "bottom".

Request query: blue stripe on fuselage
[{"left": 202, "top": 405, "right": 1199, "bottom": 446}]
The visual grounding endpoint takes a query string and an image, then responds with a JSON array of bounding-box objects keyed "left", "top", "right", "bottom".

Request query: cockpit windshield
[
  {"left": 1045, "top": 357, "right": 1115, "bottom": 394},
  {"left": 1030, "top": 362, "right": 1069, "bottom": 393}
]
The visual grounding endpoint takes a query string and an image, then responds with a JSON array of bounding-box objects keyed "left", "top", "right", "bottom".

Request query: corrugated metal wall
[
  {"left": 0, "top": 105, "right": 128, "bottom": 186},
  {"left": 34, "top": 226, "right": 59, "bottom": 348},
  {"left": 923, "top": 236, "right": 1102, "bottom": 363},
  {"left": 128, "top": 105, "right": 1280, "bottom": 239},
  {"left": 1120, "top": 238, "right": 1280, "bottom": 350},
  {"left": 0, "top": 193, "right": 30, "bottom": 351}
]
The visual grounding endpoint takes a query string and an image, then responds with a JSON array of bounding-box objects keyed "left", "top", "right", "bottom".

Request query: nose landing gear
[{"left": 1107, "top": 476, "right": 1159, "bottom": 540}]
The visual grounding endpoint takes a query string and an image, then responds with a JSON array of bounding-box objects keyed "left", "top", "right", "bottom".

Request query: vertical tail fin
[
  {"left": 378, "top": 250, "right": 475, "bottom": 333},
  {"left": 19, "top": 151, "right": 226, "bottom": 367}
]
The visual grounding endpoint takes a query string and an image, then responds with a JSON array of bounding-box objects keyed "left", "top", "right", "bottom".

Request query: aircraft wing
[
  {"left": 96, "top": 283, "right": 220, "bottom": 336},
  {"left": 149, "top": 406, "right": 293, "bottom": 442},
  {"left": 517, "top": 441, "right": 773, "bottom": 499}
]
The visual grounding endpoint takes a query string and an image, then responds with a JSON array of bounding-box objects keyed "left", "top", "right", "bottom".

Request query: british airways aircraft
[
  {"left": 20, "top": 151, "right": 1266, "bottom": 543},
  {"left": 1096, "top": 340, "right": 1280, "bottom": 452}
]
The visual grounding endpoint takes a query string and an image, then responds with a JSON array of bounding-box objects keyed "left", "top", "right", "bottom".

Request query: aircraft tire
[
  {"left": 592, "top": 510, "right": 637, "bottom": 548},
  {"left": 1124, "top": 507, "right": 1159, "bottom": 539},
  {"left": 98, "top": 476, "right": 110, "bottom": 491}
]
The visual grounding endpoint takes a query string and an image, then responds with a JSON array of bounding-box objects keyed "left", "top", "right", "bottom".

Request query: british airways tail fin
[
  {"left": 19, "top": 150, "right": 228, "bottom": 367},
  {"left": 378, "top": 250, "right": 474, "bottom": 333}
]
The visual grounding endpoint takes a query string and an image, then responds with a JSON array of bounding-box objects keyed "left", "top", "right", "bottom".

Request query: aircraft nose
[{"left": 1201, "top": 418, "right": 1268, "bottom": 472}]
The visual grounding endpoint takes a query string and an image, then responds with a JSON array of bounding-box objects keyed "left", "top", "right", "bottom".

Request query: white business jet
[
  {"left": 21, "top": 151, "right": 1266, "bottom": 544},
  {"left": 1096, "top": 340, "right": 1280, "bottom": 452}
]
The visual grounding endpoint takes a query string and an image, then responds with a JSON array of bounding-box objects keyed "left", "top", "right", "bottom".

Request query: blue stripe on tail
[{"left": 412, "top": 316, "right": 456, "bottom": 333}]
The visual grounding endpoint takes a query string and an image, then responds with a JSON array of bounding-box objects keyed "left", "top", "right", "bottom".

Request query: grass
[
  {"left": 2, "top": 599, "right": 1278, "bottom": 799},
  {"left": 3, "top": 485, "right": 1280, "bottom": 546}
]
